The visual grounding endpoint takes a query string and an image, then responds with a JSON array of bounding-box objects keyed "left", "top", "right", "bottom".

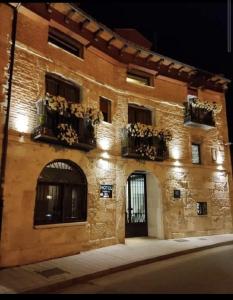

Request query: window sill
[
  {"left": 126, "top": 81, "right": 154, "bottom": 89},
  {"left": 34, "top": 221, "right": 88, "bottom": 229}
]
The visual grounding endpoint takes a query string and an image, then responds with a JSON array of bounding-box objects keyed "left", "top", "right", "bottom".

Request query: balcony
[
  {"left": 32, "top": 105, "right": 96, "bottom": 152},
  {"left": 184, "top": 102, "right": 216, "bottom": 130},
  {"left": 121, "top": 126, "right": 169, "bottom": 162}
]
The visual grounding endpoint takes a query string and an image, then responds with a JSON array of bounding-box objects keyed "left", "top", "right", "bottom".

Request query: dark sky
[{"left": 78, "top": 0, "right": 233, "bottom": 147}]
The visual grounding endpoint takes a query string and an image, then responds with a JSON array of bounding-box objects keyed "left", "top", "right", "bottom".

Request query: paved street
[{"left": 56, "top": 245, "right": 233, "bottom": 294}]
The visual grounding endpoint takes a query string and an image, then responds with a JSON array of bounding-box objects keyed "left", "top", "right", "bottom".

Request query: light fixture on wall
[{"left": 15, "top": 114, "right": 29, "bottom": 137}]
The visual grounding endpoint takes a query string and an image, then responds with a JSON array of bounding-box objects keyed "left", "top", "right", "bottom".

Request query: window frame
[
  {"left": 45, "top": 73, "right": 81, "bottom": 103},
  {"left": 128, "top": 104, "right": 152, "bottom": 125},
  {"left": 126, "top": 69, "right": 153, "bottom": 87},
  {"left": 48, "top": 27, "right": 84, "bottom": 58},
  {"left": 196, "top": 202, "right": 208, "bottom": 216},
  {"left": 191, "top": 143, "right": 201, "bottom": 164},
  {"left": 100, "top": 97, "right": 112, "bottom": 123},
  {"left": 34, "top": 160, "right": 87, "bottom": 226}
]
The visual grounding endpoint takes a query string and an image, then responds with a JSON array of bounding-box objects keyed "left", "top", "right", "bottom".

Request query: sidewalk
[{"left": 1, "top": 233, "right": 233, "bottom": 294}]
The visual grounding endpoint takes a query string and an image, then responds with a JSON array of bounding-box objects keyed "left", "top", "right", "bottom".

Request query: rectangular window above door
[
  {"left": 128, "top": 104, "right": 152, "bottom": 125},
  {"left": 46, "top": 73, "right": 80, "bottom": 103}
]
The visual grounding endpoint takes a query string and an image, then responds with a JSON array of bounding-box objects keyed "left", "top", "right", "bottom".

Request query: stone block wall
[{"left": 0, "top": 4, "right": 232, "bottom": 266}]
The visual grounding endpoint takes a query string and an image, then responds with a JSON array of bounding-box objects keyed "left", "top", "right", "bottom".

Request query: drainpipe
[{"left": 0, "top": 3, "right": 20, "bottom": 238}]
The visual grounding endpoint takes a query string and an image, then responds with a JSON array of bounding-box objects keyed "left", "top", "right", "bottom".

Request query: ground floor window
[{"left": 34, "top": 160, "right": 87, "bottom": 225}]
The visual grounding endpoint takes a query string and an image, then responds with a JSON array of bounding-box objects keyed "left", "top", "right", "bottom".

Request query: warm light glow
[
  {"left": 98, "top": 138, "right": 111, "bottom": 151},
  {"left": 216, "top": 151, "right": 224, "bottom": 164},
  {"left": 171, "top": 146, "right": 181, "bottom": 160},
  {"left": 174, "top": 160, "right": 181, "bottom": 166},
  {"left": 217, "top": 165, "right": 224, "bottom": 171},
  {"left": 98, "top": 158, "right": 110, "bottom": 170},
  {"left": 101, "top": 151, "right": 110, "bottom": 159},
  {"left": 15, "top": 114, "right": 29, "bottom": 133}
]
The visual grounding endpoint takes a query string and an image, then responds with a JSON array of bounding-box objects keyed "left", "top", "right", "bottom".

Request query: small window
[
  {"left": 48, "top": 27, "right": 84, "bottom": 58},
  {"left": 126, "top": 70, "right": 151, "bottom": 86},
  {"left": 128, "top": 104, "right": 152, "bottom": 125},
  {"left": 46, "top": 73, "right": 80, "bottom": 103},
  {"left": 197, "top": 202, "right": 207, "bottom": 215},
  {"left": 34, "top": 160, "right": 87, "bottom": 225},
  {"left": 192, "top": 143, "right": 201, "bottom": 164},
  {"left": 100, "top": 97, "right": 111, "bottom": 123}
]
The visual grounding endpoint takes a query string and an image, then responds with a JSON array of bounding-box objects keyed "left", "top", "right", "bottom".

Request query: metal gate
[{"left": 125, "top": 173, "right": 148, "bottom": 237}]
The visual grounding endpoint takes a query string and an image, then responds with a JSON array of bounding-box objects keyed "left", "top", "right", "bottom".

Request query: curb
[{"left": 21, "top": 240, "right": 233, "bottom": 294}]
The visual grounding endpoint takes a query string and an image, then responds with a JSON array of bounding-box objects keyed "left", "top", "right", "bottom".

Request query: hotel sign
[{"left": 100, "top": 185, "right": 113, "bottom": 198}]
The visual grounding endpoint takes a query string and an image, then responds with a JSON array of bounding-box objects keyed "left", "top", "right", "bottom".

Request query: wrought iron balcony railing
[
  {"left": 32, "top": 106, "right": 96, "bottom": 151},
  {"left": 121, "top": 128, "right": 169, "bottom": 162},
  {"left": 184, "top": 102, "right": 215, "bottom": 130}
]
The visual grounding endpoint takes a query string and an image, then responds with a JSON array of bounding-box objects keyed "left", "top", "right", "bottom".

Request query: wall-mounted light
[
  {"left": 15, "top": 114, "right": 29, "bottom": 134},
  {"left": 171, "top": 146, "right": 181, "bottom": 160},
  {"left": 98, "top": 137, "right": 112, "bottom": 151},
  {"left": 98, "top": 158, "right": 110, "bottom": 171},
  {"left": 101, "top": 151, "right": 110, "bottom": 159}
]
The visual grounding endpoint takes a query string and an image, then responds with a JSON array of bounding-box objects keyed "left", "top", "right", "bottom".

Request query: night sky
[{"left": 78, "top": 0, "right": 233, "bottom": 152}]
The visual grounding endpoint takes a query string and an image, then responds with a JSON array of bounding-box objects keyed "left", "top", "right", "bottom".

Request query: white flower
[{"left": 57, "top": 123, "right": 78, "bottom": 145}]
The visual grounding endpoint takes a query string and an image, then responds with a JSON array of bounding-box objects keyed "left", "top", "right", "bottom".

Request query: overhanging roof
[{"left": 16, "top": 2, "right": 230, "bottom": 93}]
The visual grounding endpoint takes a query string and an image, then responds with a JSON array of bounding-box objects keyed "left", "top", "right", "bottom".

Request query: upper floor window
[
  {"left": 192, "top": 143, "right": 201, "bottom": 164},
  {"left": 46, "top": 73, "right": 80, "bottom": 103},
  {"left": 187, "top": 87, "right": 198, "bottom": 102},
  {"left": 126, "top": 69, "right": 152, "bottom": 86},
  {"left": 128, "top": 104, "right": 152, "bottom": 125},
  {"left": 34, "top": 160, "right": 87, "bottom": 225},
  {"left": 100, "top": 97, "right": 112, "bottom": 123},
  {"left": 48, "top": 27, "right": 84, "bottom": 58}
]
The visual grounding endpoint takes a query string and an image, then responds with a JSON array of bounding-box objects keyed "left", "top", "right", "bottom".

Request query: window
[
  {"left": 48, "top": 27, "right": 84, "bottom": 58},
  {"left": 46, "top": 73, "right": 80, "bottom": 103},
  {"left": 100, "top": 97, "right": 111, "bottom": 123},
  {"left": 128, "top": 104, "right": 152, "bottom": 125},
  {"left": 192, "top": 143, "right": 201, "bottom": 164},
  {"left": 197, "top": 202, "right": 207, "bottom": 215},
  {"left": 126, "top": 70, "right": 152, "bottom": 86},
  {"left": 34, "top": 160, "right": 87, "bottom": 225}
]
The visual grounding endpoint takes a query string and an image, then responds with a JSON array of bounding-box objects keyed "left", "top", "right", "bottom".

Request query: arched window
[{"left": 34, "top": 160, "right": 87, "bottom": 225}]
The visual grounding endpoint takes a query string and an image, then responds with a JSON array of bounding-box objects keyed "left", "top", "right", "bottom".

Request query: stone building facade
[{"left": 0, "top": 3, "right": 232, "bottom": 267}]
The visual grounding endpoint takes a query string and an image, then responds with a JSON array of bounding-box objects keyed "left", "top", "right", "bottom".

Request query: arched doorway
[
  {"left": 34, "top": 159, "right": 87, "bottom": 225},
  {"left": 125, "top": 171, "right": 164, "bottom": 238},
  {"left": 125, "top": 173, "right": 148, "bottom": 237}
]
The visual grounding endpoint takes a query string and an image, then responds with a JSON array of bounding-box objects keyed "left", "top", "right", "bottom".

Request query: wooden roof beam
[
  {"left": 106, "top": 36, "right": 116, "bottom": 49},
  {"left": 145, "top": 54, "right": 153, "bottom": 64},
  {"left": 155, "top": 58, "right": 164, "bottom": 69},
  {"left": 167, "top": 62, "right": 174, "bottom": 72},
  {"left": 176, "top": 66, "right": 185, "bottom": 75},
  {"left": 119, "top": 44, "right": 128, "bottom": 57},
  {"left": 64, "top": 8, "right": 76, "bottom": 24},
  {"left": 46, "top": 3, "right": 55, "bottom": 13},
  {"left": 133, "top": 49, "right": 141, "bottom": 60},
  {"left": 80, "top": 19, "right": 90, "bottom": 32},
  {"left": 93, "top": 28, "right": 104, "bottom": 42}
]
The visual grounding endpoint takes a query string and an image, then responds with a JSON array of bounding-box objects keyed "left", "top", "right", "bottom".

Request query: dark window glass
[
  {"left": 192, "top": 143, "right": 201, "bottom": 164},
  {"left": 48, "top": 27, "right": 83, "bottom": 58},
  {"left": 100, "top": 97, "right": 111, "bottom": 123},
  {"left": 34, "top": 160, "right": 87, "bottom": 225},
  {"left": 197, "top": 202, "right": 207, "bottom": 215},
  {"left": 128, "top": 104, "right": 152, "bottom": 125},
  {"left": 46, "top": 74, "right": 80, "bottom": 103}
]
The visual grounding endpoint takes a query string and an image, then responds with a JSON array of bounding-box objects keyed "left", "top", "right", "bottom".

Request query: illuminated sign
[{"left": 100, "top": 185, "right": 112, "bottom": 198}]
